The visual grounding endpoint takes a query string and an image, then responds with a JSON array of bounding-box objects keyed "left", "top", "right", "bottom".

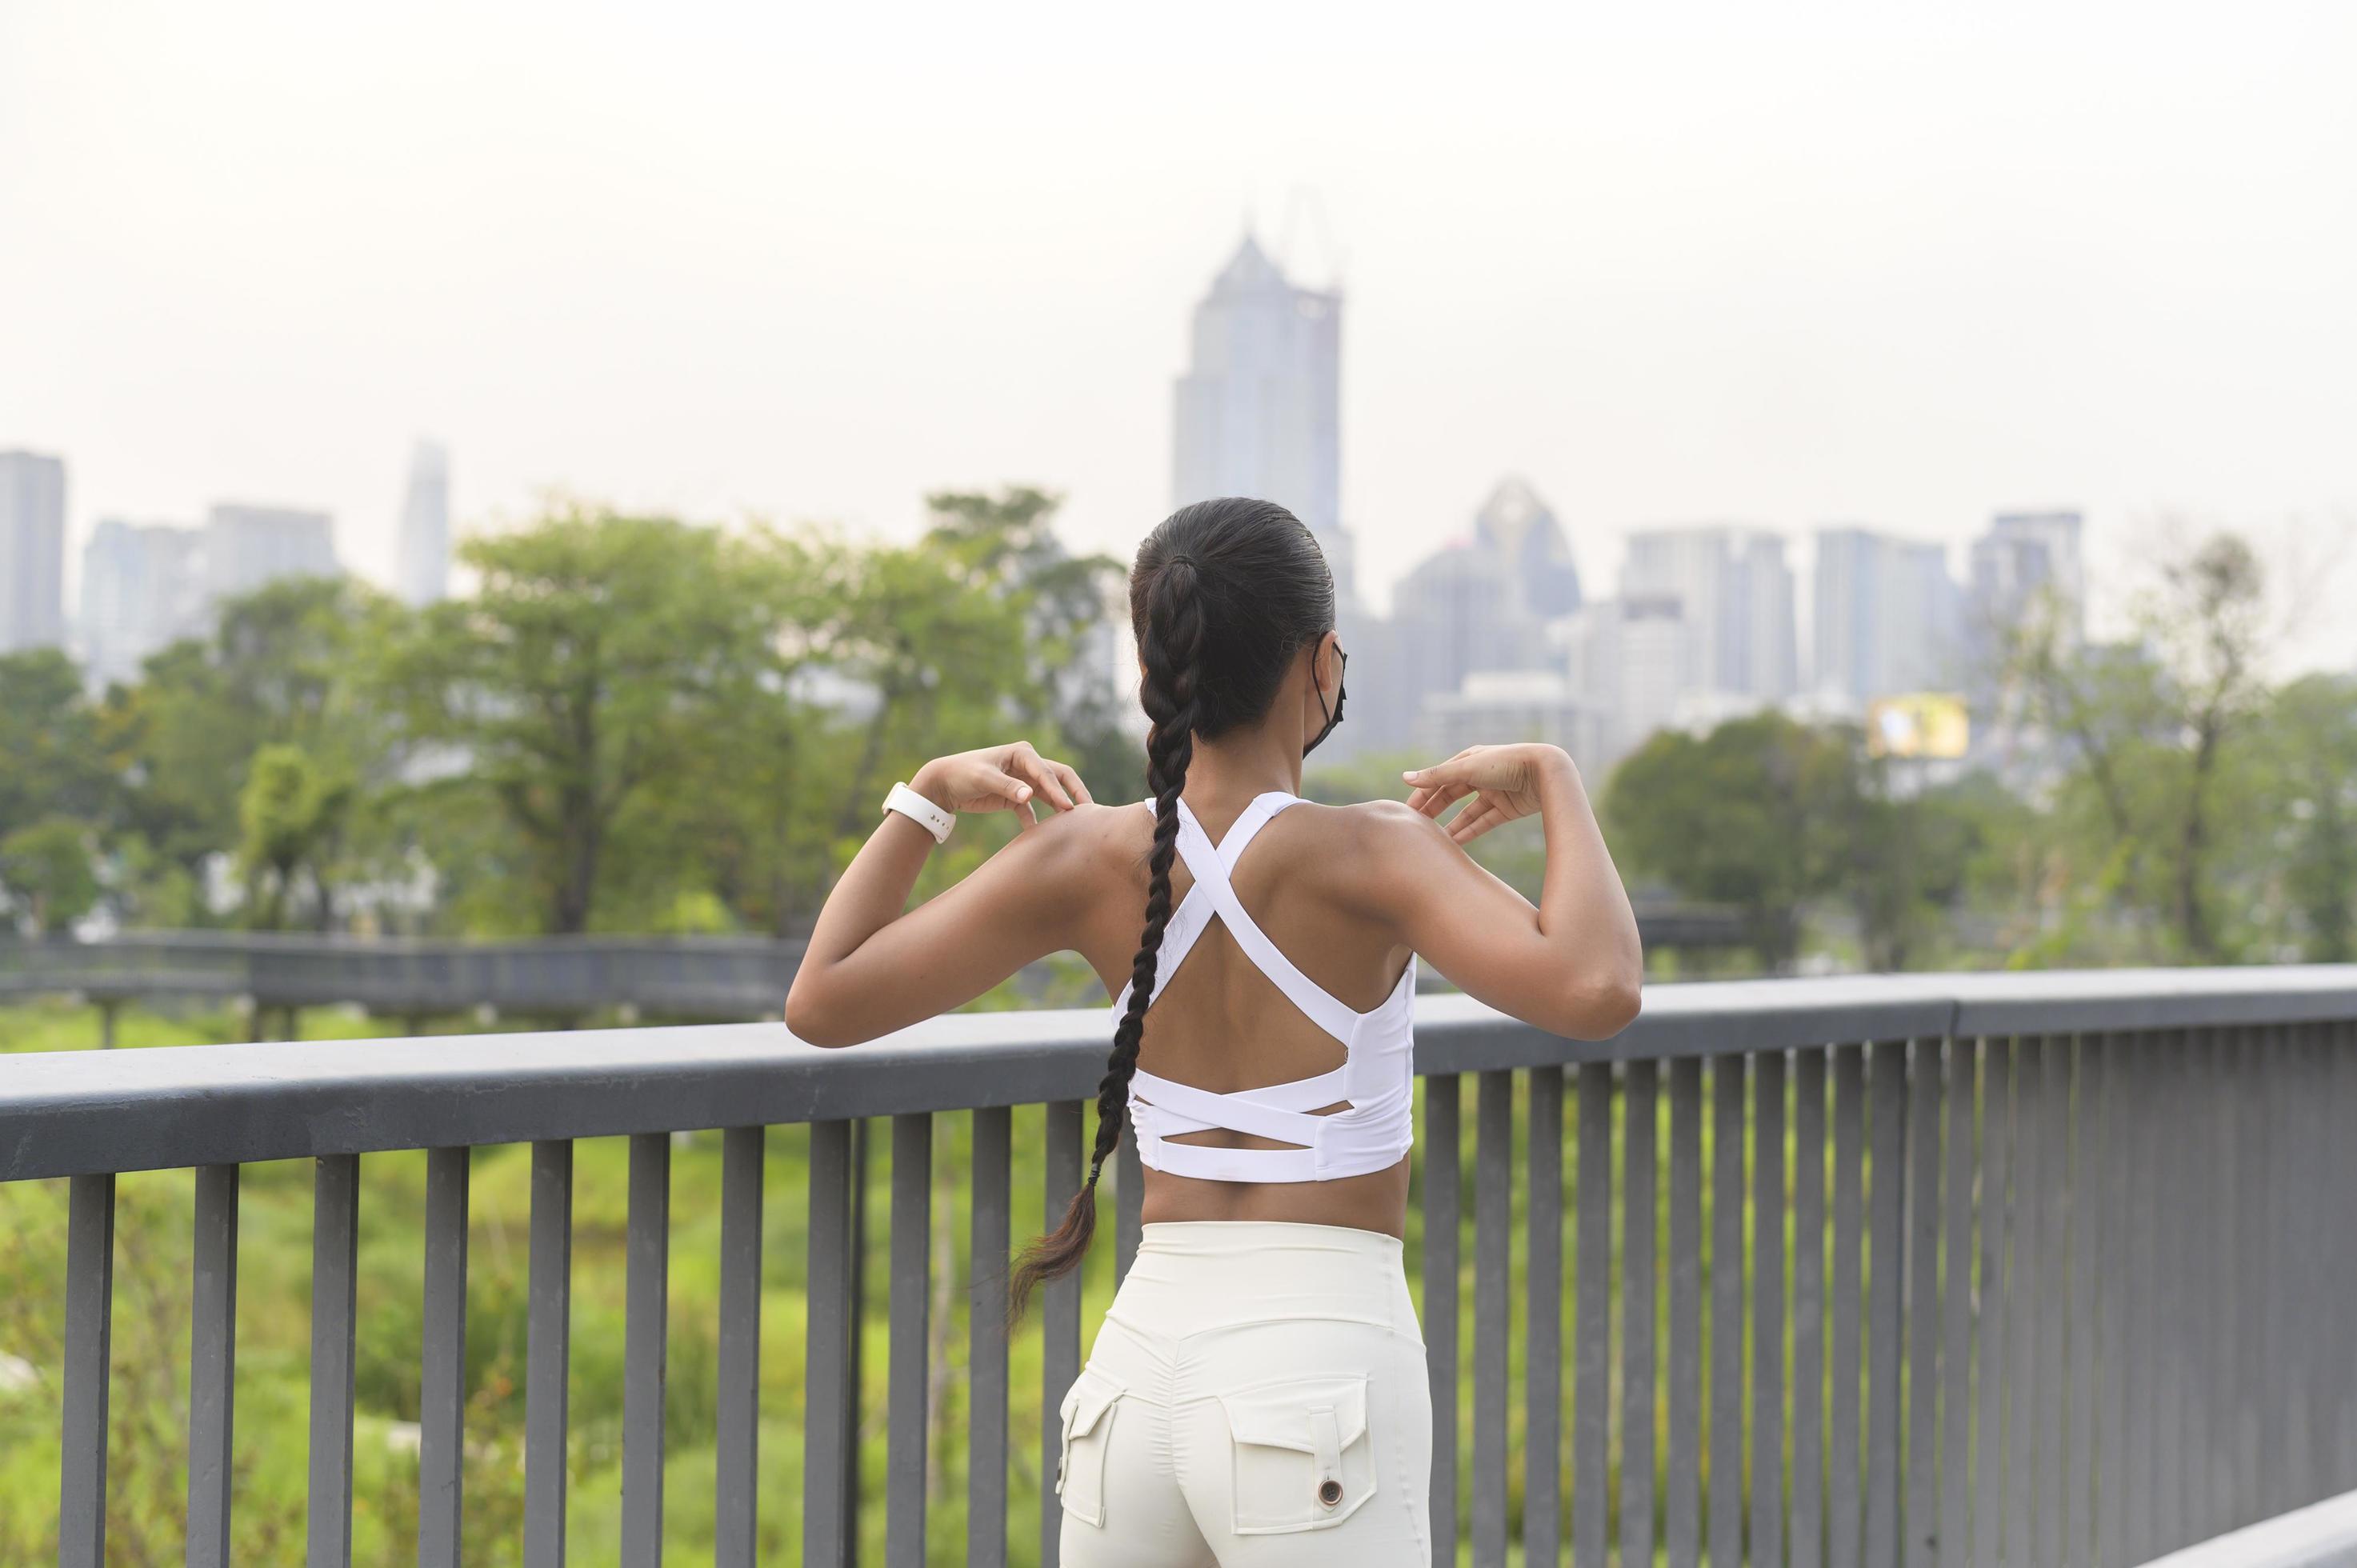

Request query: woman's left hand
[{"left": 910, "top": 742, "right": 1092, "bottom": 828}]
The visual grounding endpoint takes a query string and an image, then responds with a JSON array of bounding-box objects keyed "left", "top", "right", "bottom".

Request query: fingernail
[
  {"left": 1402, "top": 770, "right": 1419, "bottom": 781},
  {"left": 1017, "top": 785, "right": 1031, "bottom": 799}
]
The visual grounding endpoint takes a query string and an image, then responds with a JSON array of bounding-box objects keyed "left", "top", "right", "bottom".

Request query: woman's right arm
[{"left": 1360, "top": 742, "right": 1643, "bottom": 1040}]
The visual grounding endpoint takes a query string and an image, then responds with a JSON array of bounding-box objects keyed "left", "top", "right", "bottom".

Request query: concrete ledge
[{"left": 2140, "top": 1488, "right": 2357, "bottom": 1567}]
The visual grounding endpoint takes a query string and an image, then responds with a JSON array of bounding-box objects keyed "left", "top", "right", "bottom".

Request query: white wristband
[{"left": 882, "top": 781, "right": 955, "bottom": 844}]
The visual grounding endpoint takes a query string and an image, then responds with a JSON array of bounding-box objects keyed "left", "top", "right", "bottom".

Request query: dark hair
[{"left": 1008, "top": 498, "right": 1337, "bottom": 1321}]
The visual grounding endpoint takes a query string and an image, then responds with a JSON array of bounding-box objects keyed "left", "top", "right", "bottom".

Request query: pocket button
[{"left": 1319, "top": 1479, "right": 1343, "bottom": 1507}]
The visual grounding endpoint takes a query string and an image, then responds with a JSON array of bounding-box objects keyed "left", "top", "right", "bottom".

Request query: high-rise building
[
  {"left": 202, "top": 502, "right": 338, "bottom": 605},
  {"left": 1619, "top": 526, "right": 1798, "bottom": 702},
  {"left": 397, "top": 440, "right": 451, "bottom": 607},
  {"left": 81, "top": 520, "right": 204, "bottom": 685},
  {"left": 1812, "top": 526, "right": 1962, "bottom": 707},
  {"left": 1557, "top": 593, "right": 1689, "bottom": 764},
  {"left": 0, "top": 450, "right": 68, "bottom": 653},
  {"left": 1171, "top": 235, "right": 1353, "bottom": 606},
  {"left": 1472, "top": 476, "right": 1582, "bottom": 619},
  {"left": 1968, "top": 509, "right": 2085, "bottom": 660},
  {"left": 1415, "top": 669, "right": 1608, "bottom": 774}
]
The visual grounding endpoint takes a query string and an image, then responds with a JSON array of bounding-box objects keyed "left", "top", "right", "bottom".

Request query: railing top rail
[{"left": 2, "top": 966, "right": 2352, "bottom": 1183}]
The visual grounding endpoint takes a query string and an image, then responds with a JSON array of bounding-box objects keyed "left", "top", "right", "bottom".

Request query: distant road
[{"left": 0, "top": 907, "right": 1746, "bottom": 1025}]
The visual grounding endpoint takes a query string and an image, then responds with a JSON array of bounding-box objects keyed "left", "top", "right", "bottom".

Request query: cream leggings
[{"left": 1055, "top": 1221, "right": 1432, "bottom": 1566}]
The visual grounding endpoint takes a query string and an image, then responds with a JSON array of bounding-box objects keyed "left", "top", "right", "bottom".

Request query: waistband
[
  {"left": 1103, "top": 1221, "right": 1418, "bottom": 1342},
  {"left": 1133, "top": 1219, "right": 1405, "bottom": 1258}
]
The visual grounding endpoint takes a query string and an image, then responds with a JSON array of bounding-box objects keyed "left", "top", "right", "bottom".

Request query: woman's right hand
[{"left": 1402, "top": 743, "right": 1574, "bottom": 845}]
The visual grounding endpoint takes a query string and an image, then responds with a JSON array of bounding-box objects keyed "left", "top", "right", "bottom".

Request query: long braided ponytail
[{"left": 1008, "top": 498, "right": 1336, "bottom": 1322}]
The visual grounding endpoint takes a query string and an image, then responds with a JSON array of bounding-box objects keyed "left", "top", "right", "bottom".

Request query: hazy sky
[{"left": 5, "top": 2, "right": 2352, "bottom": 666}]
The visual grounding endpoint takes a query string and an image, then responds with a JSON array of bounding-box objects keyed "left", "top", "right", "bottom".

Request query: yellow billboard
[{"left": 1867, "top": 693, "right": 1971, "bottom": 760}]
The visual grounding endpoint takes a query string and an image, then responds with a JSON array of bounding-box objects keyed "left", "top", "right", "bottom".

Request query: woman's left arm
[{"left": 784, "top": 741, "right": 1098, "bottom": 1046}]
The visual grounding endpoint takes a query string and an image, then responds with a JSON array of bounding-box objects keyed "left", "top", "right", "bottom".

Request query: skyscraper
[
  {"left": 1171, "top": 235, "right": 1353, "bottom": 605},
  {"left": 398, "top": 441, "right": 451, "bottom": 607},
  {"left": 0, "top": 450, "right": 68, "bottom": 653},
  {"left": 202, "top": 502, "right": 338, "bottom": 604},
  {"left": 1812, "top": 526, "right": 1962, "bottom": 706},
  {"left": 82, "top": 519, "right": 204, "bottom": 685},
  {"left": 1968, "top": 509, "right": 2085, "bottom": 659},
  {"left": 1557, "top": 593, "right": 1689, "bottom": 764},
  {"left": 1619, "top": 526, "right": 1798, "bottom": 702},
  {"left": 1472, "top": 476, "right": 1582, "bottom": 619}
]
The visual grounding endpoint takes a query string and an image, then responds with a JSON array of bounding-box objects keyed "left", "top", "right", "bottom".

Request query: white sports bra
[{"left": 1109, "top": 790, "right": 1417, "bottom": 1184}]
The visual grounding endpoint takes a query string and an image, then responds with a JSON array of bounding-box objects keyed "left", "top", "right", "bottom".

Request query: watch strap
[{"left": 883, "top": 781, "right": 955, "bottom": 844}]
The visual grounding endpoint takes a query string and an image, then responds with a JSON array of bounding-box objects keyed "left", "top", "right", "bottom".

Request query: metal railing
[
  {"left": 2, "top": 966, "right": 2355, "bottom": 1566},
  {"left": 0, "top": 904, "right": 1747, "bottom": 1027},
  {"left": 0, "top": 932, "right": 812, "bottom": 1022}
]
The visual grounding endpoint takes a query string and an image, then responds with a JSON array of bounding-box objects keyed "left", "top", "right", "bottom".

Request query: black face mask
[{"left": 1303, "top": 644, "right": 1347, "bottom": 757}]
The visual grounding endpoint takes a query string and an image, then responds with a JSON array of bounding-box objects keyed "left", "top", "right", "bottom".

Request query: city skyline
[{"left": 4, "top": 3, "right": 2350, "bottom": 674}]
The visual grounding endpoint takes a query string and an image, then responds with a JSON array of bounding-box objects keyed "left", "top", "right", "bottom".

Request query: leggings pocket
[
  {"left": 1218, "top": 1374, "right": 1377, "bottom": 1534},
  {"left": 1056, "top": 1368, "right": 1123, "bottom": 1528}
]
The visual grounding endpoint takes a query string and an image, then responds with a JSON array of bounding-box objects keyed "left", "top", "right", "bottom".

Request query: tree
[
  {"left": 107, "top": 576, "right": 405, "bottom": 918},
  {"left": 1604, "top": 713, "right": 1852, "bottom": 972},
  {"left": 235, "top": 744, "right": 354, "bottom": 930},
  {"left": 0, "top": 817, "right": 101, "bottom": 934},
  {"left": 2008, "top": 530, "right": 2273, "bottom": 961},
  {"left": 386, "top": 507, "right": 798, "bottom": 934},
  {"left": 0, "top": 650, "right": 113, "bottom": 838},
  {"left": 2254, "top": 674, "right": 2357, "bottom": 961},
  {"left": 922, "top": 487, "right": 1133, "bottom": 795}
]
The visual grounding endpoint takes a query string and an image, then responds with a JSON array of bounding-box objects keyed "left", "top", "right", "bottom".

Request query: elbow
[
  {"left": 1551, "top": 969, "right": 1643, "bottom": 1042},
  {"left": 784, "top": 976, "right": 860, "bottom": 1048}
]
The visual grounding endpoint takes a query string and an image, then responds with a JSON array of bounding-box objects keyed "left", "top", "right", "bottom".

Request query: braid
[{"left": 1008, "top": 561, "right": 1203, "bottom": 1322}]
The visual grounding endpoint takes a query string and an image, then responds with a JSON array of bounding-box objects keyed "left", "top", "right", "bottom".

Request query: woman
[{"left": 786, "top": 498, "right": 1643, "bottom": 1566}]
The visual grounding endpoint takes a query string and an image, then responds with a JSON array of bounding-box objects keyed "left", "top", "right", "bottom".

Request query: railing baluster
[
  {"left": 1711, "top": 1054, "right": 1747, "bottom": 1568},
  {"left": 526, "top": 1139, "right": 573, "bottom": 1568},
  {"left": 1620, "top": 1058, "right": 1659, "bottom": 1568},
  {"left": 2338, "top": 1025, "right": 2357, "bottom": 1496},
  {"left": 59, "top": 1170, "right": 114, "bottom": 1568},
  {"left": 717, "top": 1125, "right": 766, "bottom": 1568},
  {"left": 2232, "top": 1027, "right": 2263, "bottom": 1530},
  {"left": 420, "top": 1145, "right": 471, "bottom": 1568},
  {"left": 969, "top": 1106, "right": 1011, "bottom": 1568},
  {"left": 1041, "top": 1101, "right": 1083, "bottom": 1568},
  {"left": 2096, "top": 1035, "right": 2130, "bottom": 1568},
  {"left": 1863, "top": 1040, "right": 1906, "bottom": 1568},
  {"left": 1525, "top": 1065, "right": 1564, "bottom": 1568},
  {"left": 1751, "top": 1050, "right": 1787, "bottom": 1568},
  {"left": 1667, "top": 1056, "right": 1703, "bottom": 1568},
  {"left": 188, "top": 1162, "right": 240, "bottom": 1568},
  {"left": 2126, "top": 1035, "right": 2161, "bottom": 1560},
  {"left": 1791, "top": 1047, "right": 1829, "bottom": 1568},
  {"left": 308, "top": 1153, "right": 361, "bottom": 1568},
  {"left": 2007, "top": 1037, "right": 2040, "bottom": 1568},
  {"left": 1972, "top": 1038, "right": 2010, "bottom": 1568},
  {"left": 2159, "top": 1032, "right": 2196, "bottom": 1546},
  {"left": 2102, "top": 1032, "right": 2139, "bottom": 1556},
  {"left": 1572, "top": 1062, "right": 1614, "bottom": 1568},
  {"left": 1938, "top": 1038, "right": 1976, "bottom": 1568},
  {"left": 2035, "top": 1037, "right": 2068, "bottom": 1567},
  {"left": 1114, "top": 1123, "right": 1142, "bottom": 1286},
  {"left": 807, "top": 1120, "right": 858, "bottom": 1568},
  {"left": 2295, "top": 1028, "right": 2330, "bottom": 1511},
  {"left": 2199, "top": 1030, "right": 2233, "bottom": 1538},
  {"left": 1423, "top": 1071, "right": 1463, "bottom": 1564},
  {"left": 888, "top": 1111, "right": 933, "bottom": 1568},
  {"left": 1829, "top": 1043, "right": 1865, "bottom": 1568},
  {"left": 624, "top": 1131, "right": 671, "bottom": 1565},
  {"left": 2067, "top": 1037, "right": 2098, "bottom": 1567},
  {"left": 1474, "top": 1067, "right": 1512, "bottom": 1566},
  {"left": 1902, "top": 1040, "right": 1941, "bottom": 1568}
]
